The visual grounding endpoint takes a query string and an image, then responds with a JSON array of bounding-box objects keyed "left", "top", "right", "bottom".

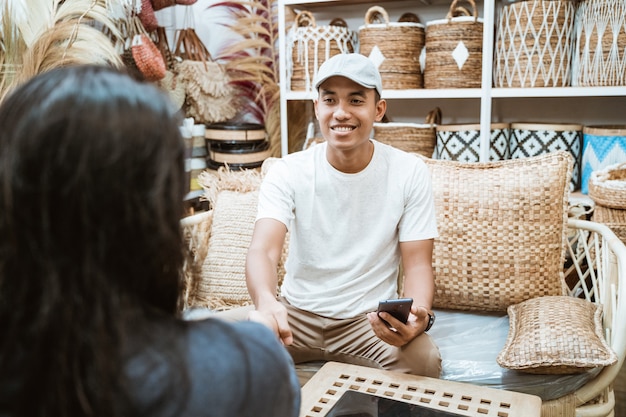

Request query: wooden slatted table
[{"left": 300, "top": 362, "right": 542, "bottom": 417}]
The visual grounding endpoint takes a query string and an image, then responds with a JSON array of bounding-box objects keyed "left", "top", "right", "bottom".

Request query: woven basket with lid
[{"left": 358, "top": 6, "right": 425, "bottom": 89}]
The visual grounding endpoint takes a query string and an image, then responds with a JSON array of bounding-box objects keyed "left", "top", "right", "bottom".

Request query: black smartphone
[{"left": 377, "top": 298, "right": 413, "bottom": 326}]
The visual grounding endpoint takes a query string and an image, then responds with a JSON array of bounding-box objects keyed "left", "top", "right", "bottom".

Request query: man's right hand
[{"left": 247, "top": 300, "right": 293, "bottom": 346}]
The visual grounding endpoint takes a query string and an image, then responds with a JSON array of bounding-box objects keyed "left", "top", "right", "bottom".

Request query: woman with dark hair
[{"left": 0, "top": 65, "right": 300, "bottom": 417}]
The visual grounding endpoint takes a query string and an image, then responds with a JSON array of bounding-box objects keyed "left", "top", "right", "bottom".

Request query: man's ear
[
  {"left": 313, "top": 98, "right": 320, "bottom": 120},
  {"left": 375, "top": 99, "right": 387, "bottom": 122}
]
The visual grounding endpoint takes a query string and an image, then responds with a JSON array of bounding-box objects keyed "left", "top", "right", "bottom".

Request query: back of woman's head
[{"left": 0, "top": 65, "right": 187, "bottom": 416}]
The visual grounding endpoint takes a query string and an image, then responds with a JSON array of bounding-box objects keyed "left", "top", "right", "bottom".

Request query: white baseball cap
[{"left": 314, "top": 53, "right": 383, "bottom": 96}]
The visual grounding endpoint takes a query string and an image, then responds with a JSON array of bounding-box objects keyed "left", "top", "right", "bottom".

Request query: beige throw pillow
[
  {"left": 497, "top": 296, "right": 617, "bottom": 374},
  {"left": 423, "top": 151, "right": 573, "bottom": 312}
]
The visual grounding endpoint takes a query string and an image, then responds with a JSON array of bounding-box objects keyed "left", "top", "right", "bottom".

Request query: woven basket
[
  {"left": 205, "top": 123, "right": 270, "bottom": 170},
  {"left": 588, "top": 162, "right": 626, "bottom": 209},
  {"left": 581, "top": 125, "right": 626, "bottom": 194},
  {"left": 423, "top": 0, "right": 483, "bottom": 89},
  {"left": 510, "top": 123, "right": 583, "bottom": 191},
  {"left": 493, "top": 0, "right": 575, "bottom": 88},
  {"left": 592, "top": 204, "right": 626, "bottom": 244},
  {"left": 131, "top": 33, "right": 167, "bottom": 81},
  {"left": 436, "top": 122, "right": 510, "bottom": 162},
  {"left": 572, "top": 0, "right": 626, "bottom": 86},
  {"left": 358, "top": 6, "right": 425, "bottom": 89},
  {"left": 287, "top": 12, "right": 358, "bottom": 91},
  {"left": 373, "top": 107, "right": 441, "bottom": 157}
]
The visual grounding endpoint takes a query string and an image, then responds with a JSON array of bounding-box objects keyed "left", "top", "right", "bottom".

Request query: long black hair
[{"left": 0, "top": 65, "right": 187, "bottom": 416}]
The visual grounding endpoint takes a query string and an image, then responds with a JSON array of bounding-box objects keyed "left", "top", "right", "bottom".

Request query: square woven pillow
[
  {"left": 422, "top": 151, "right": 573, "bottom": 312},
  {"left": 497, "top": 295, "right": 617, "bottom": 374}
]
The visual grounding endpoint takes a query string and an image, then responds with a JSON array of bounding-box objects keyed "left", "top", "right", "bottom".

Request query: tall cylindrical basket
[
  {"left": 493, "top": 0, "right": 576, "bottom": 87},
  {"left": 424, "top": 0, "right": 484, "bottom": 89},
  {"left": 358, "top": 6, "right": 425, "bottom": 89},
  {"left": 571, "top": 0, "right": 626, "bottom": 86}
]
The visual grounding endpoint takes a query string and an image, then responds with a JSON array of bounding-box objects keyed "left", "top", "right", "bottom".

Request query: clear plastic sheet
[{"left": 430, "top": 309, "right": 601, "bottom": 400}]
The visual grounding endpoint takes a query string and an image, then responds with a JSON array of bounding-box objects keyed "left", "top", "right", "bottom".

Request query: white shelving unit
[{"left": 277, "top": 0, "right": 626, "bottom": 160}]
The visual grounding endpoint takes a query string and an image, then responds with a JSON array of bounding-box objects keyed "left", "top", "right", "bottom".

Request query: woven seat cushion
[
  {"left": 423, "top": 151, "right": 573, "bottom": 312},
  {"left": 194, "top": 165, "right": 287, "bottom": 310},
  {"left": 497, "top": 296, "right": 617, "bottom": 374}
]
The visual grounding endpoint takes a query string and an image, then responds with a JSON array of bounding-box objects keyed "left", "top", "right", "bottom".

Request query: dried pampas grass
[{"left": 1, "top": 0, "right": 122, "bottom": 102}]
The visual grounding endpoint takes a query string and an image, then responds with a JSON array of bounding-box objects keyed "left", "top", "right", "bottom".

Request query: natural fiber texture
[
  {"left": 588, "top": 162, "right": 626, "bottom": 209},
  {"left": 151, "top": 0, "right": 176, "bottom": 11},
  {"left": 591, "top": 204, "right": 626, "bottom": 244},
  {"left": 497, "top": 296, "right": 617, "bottom": 374},
  {"left": 373, "top": 107, "right": 441, "bottom": 157},
  {"left": 572, "top": 0, "right": 626, "bottom": 86},
  {"left": 138, "top": 0, "right": 158, "bottom": 32},
  {"left": 358, "top": 6, "right": 425, "bottom": 89},
  {"left": 180, "top": 210, "right": 213, "bottom": 311},
  {"left": 493, "top": 0, "right": 575, "bottom": 88},
  {"left": 156, "top": 67, "right": 186, "bottom": 109},
  {"left": 131, "top": 33, "right": 166, "bottom": 81},
  {"left": 189, "top": 166, "right": 289, "bottom": 310},
  {"left": 174, "top": 25, "right": 236, "bottom": 124},
  {"left": 423, "top": 151, "right": 573, "bottom": 312},
  {"left": 199, "top": 190, "right": 257, "bottom": 310},
  {"left": 424, "top": 0, "right": 483, "bottom": 88},
  {"left": 286, "top": 11, "right": 357, "bottom": 91}
]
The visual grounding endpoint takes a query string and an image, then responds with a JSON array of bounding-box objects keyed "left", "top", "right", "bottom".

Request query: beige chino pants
[{"left": 217, "top": 297, "right": 442, "bottom": 378}]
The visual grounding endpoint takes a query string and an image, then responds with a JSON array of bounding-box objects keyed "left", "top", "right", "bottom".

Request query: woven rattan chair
[{"left": 180, "top": 154, "right": 626, "bottom": 417}]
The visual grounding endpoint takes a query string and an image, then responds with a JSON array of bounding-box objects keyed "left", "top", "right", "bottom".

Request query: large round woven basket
[
  {"left": 287, "top": 12, "right": 358, "bottom": 91},
  {"left": 373, "top": 108, "right": 441, "bottom": 157},
  {"left": 358, "top": 6, "right": 425, "bottom": 89},
  {"left": 588, "top": 162, "right": 626, "bottom": 209},
  {"left": 572, "top": 0, "right": 626, "bottom": 86},
  {"left": 493, "top": 0, "right": 575, "bottom": 88},
  {"left": 423, "top": 0, "right": 483, "bottom": 89}
]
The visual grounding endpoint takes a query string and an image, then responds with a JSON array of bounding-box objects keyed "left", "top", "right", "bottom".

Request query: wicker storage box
[
  {"left": 373, "top": 108, "right": 441, "bottom": 157},
  {"left": 423, "top": 0, "right": 483, "bottom": 89},
  {"left": 493, "top": 0, "right": 575, "bottom": 88},
  {"left": 572, "top": 0, "right": 626, "bottom": 86},
  {"left": 510, "top": 123, "right": 583, "bottom": 191},
  {"left": 286, "top": 12, "right": 358, "bottom": 91},
  {"left": 581, "top": 125, "right": 626, "bottom": 194},
  {"left": 588, "top": 162, "right": 626, "bottom": 209},
  {"left": 358, "top": 6, "right": 425, "bottom": 89},
  {"left": 435, "top": 123, "right": 510, "bottom": 162}
]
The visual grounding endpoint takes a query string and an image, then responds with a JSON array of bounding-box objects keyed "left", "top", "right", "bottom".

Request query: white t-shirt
[{"left": 257, "top": 140, "right": 438, "bottom": 319}]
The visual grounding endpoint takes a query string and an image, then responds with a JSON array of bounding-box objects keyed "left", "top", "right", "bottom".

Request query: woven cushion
[
  {"left": 497, "top": 296, "right": 617, "bottom": 374},
  {"left": 423, "top": 151, "right": 573, "bottom": 312},
  {"left": 194, "top": 165, "right": 288, "bottom": 310}
]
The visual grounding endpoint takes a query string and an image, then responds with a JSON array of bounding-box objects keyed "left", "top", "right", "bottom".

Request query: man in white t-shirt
[{"left": 245, "top": 53, "right": 441, "bottom": 377}]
